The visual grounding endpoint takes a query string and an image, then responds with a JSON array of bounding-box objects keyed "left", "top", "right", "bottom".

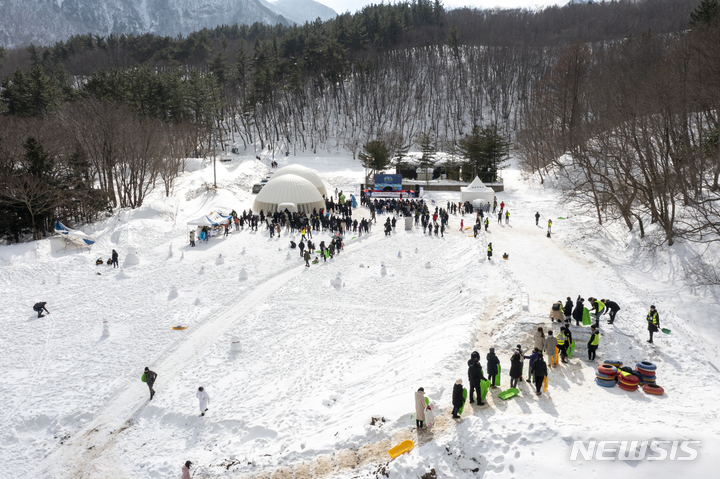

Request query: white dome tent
[
  {"left": 253, "top": 174, "right": 326, "bottom": 214},
  {"left": 461, "top": 176, "right": 495, "bottom": 205},
  {"left": 272, "top": 164, "right": 328, "bottom": 197}
]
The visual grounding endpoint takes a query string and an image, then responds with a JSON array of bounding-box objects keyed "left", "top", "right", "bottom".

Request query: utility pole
[{"left": 213, "top": 121, "right": 217, "bottom": 188}]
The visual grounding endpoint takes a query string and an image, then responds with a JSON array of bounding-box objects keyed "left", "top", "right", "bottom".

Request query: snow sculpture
[{"left": 123, "top": 251, "right": 140, "bottom": 266}]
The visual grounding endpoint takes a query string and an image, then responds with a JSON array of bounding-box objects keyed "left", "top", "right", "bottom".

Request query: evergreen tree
[
  {"left": 358, "top": 139, "right": 391, "bottom": 184},
  {"left": 458, "top": 125, "right": 510, "bottom": 183},
  {"left": 416, "top": 131, "right": 437, "bottom": 184},
  {"left": 690, "top": 0, "right": 719, "bottom": 27}
]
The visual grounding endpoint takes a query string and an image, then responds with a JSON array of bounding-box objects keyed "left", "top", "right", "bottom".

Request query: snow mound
[{"left": 123, "top": 251, "right": 140, "bottom": 266}]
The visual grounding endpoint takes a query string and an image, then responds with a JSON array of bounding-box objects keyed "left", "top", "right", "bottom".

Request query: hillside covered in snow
[{"left": 0, "top": 147, "right": 718, "bottom": 479}]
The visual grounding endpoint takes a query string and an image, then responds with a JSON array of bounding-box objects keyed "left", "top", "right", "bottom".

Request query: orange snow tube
[{"left": 643, "top": 384, "right": 664, "bottom": 395}]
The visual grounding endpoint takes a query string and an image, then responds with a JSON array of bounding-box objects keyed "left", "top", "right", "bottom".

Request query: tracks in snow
[{"left": 32, "top": 233, "right": 384, "bottom": 479}]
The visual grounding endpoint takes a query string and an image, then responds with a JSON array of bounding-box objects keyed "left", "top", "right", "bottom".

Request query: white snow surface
[{"left": 0, "top": 149, "right": 718, "bottom": 479}]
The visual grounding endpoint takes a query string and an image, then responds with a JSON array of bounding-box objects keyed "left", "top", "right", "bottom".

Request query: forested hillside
[{"left": 0, "top": 0, "right": 716, "bottom": 256}]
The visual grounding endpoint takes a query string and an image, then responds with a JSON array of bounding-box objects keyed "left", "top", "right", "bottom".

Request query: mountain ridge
[{"left": 0, "top": 0, "right": 337, "bottom": 48}]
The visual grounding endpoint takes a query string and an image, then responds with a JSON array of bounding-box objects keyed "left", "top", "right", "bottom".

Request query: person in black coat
[
  {"left": 572, "top": 296, "right": 584, "bottom": 326},
  {"left": 563, "top": 297, "right": 574, "bottom": 323},
  {"left": 452, "top": 379, "right": 465, "bottom": 418},
  {"left": 33, "top": 301, "right": 50, "bottom": 318},
  {"left": 509, "top": 350, "right": 523, "bottom": 388},
  {"left": 531, "top": 354, "right": 548, "bottom": 396},
  {"left": 486, "top": 348, "right": 500, "bottom": 387},
  {"left": 144, "top": 367, "right": 157, "bottom": 400},
  {"left": 563, "top": 326, "right": 573, "bottom": 353},
  {"left": 467, "top": 358, "right": 486, "bottom": 405},
  {"left": 601, "top": 299, "right": 621, "bottom": 324},
  {"left": 111, "top": 249, "right": 119, "bottom": 268}
]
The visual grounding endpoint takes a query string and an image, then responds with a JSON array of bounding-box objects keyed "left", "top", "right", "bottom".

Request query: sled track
[{"left": 31, "top": 234, "right": 385, "bottom": 479}]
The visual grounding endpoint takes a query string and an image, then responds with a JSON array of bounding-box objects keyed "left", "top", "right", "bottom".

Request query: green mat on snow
[
  {"left": 480, "top": 379, "right": 491, "bottom": 403},
  {"left": 457, "top": 388, "right": 469, "bottom": 415},
  {"left": 582, "top": 307, "right": 592, "bottom": 326},
  {"left": 567, "top": 340, "right": 576, "bottom": 358},
  {"left": 497, "top": 388, "right": 520, "bottom": 401}
]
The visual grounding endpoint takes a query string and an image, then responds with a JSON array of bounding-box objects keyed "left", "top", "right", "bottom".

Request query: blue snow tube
[
  {"left": 636, "top": 361, "right": 657, "bottom": 371},
  {"left": 636, "top": 370, "right": 657, "bottom": 382},
  {"left": 605, "top": 360, "right": 623, "bottom": 368},
  {"left": 596, "top": 377, "right": 616, "bottom": 388},
  {"left": 596, "top": 371, "right": 617, "bottom": 380}
]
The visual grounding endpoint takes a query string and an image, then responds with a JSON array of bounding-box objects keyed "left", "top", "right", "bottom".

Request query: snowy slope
[{"left": 0, "top": 148, "right": 718, "bottom": 479}]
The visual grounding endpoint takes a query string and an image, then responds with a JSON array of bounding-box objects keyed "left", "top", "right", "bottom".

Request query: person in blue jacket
[{"left": 524, "top": 348, "right": 540, "bottom": 383}]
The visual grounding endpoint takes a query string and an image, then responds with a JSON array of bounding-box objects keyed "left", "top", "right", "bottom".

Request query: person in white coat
[
  {"left": 197, "top": 387, "right": 210, "bottom": 416},
  {"left": 533, "top": 327, "right": 546, "bottom": 353},
  {"left": 414, "top": 387, "right": 427, "bottom": 429}
]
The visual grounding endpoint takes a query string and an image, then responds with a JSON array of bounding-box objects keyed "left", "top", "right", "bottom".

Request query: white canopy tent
[
  {"left": 186, "top": 212, "right": 231, "bottom": 226},
  {"left": 461, "top": 176, "right": 495, "bottom": 205},
  {"left": 272, "top": 164, "right": 328, "bottom": 197},
  {"left": 253, "top": 174, "right": 325, "bottom": 214}
]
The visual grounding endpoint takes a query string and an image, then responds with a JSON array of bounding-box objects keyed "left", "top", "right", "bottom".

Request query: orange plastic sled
[
  {"left": 172, "top": 326, "right": 187, "bottom": 330},
  {"left": 388, "top": 440, "right": 415, "bottom": 459}
]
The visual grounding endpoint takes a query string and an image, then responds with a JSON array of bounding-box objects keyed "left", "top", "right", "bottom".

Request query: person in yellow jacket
[
  {"left": 647, "top": 305, "right": 660, "bottom": 343},
  {"left": 556, "top": 330, "right": 568, "bottom": 363},
  {"left": 587, "top": 326, "right": 599, "bottom": 360},
  {"left": 588, "top": 297, "right": 605, "bottom": 327},
  {"left": 487, "top": 243, "right": 493, "bottom": 261},
  {"left": 545, "top": 331, "right": 558, "bottom": 366}
]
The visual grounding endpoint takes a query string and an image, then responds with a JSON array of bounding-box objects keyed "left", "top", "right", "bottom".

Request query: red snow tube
[
  {"left": 619, "top": 374, "right": 639, "bottom": 385},
  {"left": 643, "top": 384, "right": 664, "bottom": 395},
  {"left": 597, "top": 364, "right": 618, "bottom": 376},
  {"left": 618, "top": 382, "right": 638, "bottom": 391}
]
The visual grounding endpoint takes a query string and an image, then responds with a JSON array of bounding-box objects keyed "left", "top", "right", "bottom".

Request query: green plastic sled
[
  {"left": 567, "top": 341, "right": 576, "bottom": 358},
  {"left": 582, "top": 307, "right": 592, "bottom": 326},
  {"left": 662, "top": 328, "right": 671, "bottom": 334},
  {"left": 494, "top": 364, "right": 501, "bottom": 386},
  {"left": 497, "top": 388, "right": 520, "bottom": 401},
  {"left": 480, "top": 379, "right": 491, "bottom": 403},
  {"left": 457, "top": 388, "right": 468, "bottom": 415}
]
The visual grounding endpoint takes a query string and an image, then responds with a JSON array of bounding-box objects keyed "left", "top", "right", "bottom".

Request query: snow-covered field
[{"left": 1, "top": 150, "right": 718, "bottom": 479}]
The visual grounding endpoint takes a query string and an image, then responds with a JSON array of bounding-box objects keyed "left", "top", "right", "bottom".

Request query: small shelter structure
[
  {"left": 54, "top": 221, "right": 95, "bottom": 248},
  {"left": 271, "top": 164, "right": 327, "bottom": 197},
  {"left": 253, "top": 174, "right": 325, "bottom": 214},
  {"left": 186, "top": 212, "right": 231, "bottom": 227},
  {"left": 460, "top": 176, "right": 495, "bottom": 205}
]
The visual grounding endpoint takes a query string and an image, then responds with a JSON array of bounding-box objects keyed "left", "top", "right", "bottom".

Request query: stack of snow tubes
[
  {"left": 636, "top": 361, "right": 664, "bottom": 395},
  {"left": 635, "top": 361, "right": 657, "bottom": 383},
  {"left": 596, "top": 364, "right": 618, "bottom": 388},
  {"left": 618, "top": 372, "right": 640, "bottom": 391}
]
